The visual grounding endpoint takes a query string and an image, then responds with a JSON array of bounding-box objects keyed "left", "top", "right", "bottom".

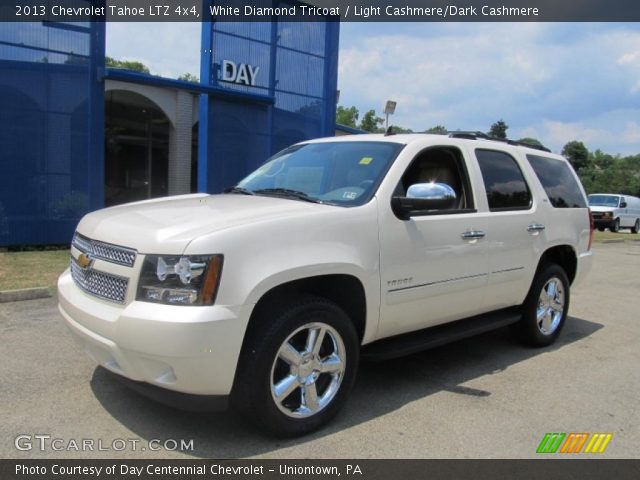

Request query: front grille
[
  {"left": 70, "top": 258, "right": 129, "bottom": 304},
  {"left": 72, "top": 232, "right": 137, "bottom": 267}
]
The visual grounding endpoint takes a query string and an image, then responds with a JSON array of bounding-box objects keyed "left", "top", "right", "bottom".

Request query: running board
[{"left": 361, "top": 308, "right": 522, "bottom": 361}]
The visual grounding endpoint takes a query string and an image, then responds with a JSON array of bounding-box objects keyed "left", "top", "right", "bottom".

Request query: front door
[{"left": 377, "top": 146, "right": 489, "bottom": 339}]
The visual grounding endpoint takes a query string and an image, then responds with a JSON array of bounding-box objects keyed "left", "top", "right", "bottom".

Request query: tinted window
[
  {"left": 527, "top": 155, "right": 587, "bottom": 208},
  {"left": 476, "top": 149, "right": 531, "bottom": 210},
  {"left": 588, "top": 195, "right": 620, "bottom": 207}
]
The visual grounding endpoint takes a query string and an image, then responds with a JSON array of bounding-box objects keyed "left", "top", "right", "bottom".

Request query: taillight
[{"left": 587, "top": 209, "right": 594, "bottom": 251}]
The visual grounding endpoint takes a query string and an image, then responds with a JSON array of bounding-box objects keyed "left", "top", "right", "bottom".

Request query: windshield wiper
[
  {"left": 253, "top": 188, "right": 323, "bottom": 204},
  {"left": 223, "top": 186, "right": 255, "bottom": 196}
]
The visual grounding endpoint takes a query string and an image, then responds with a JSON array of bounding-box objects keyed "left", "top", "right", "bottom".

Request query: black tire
[
  {"left": 597, "top": 226, "right": 605, "bottom": 232},
  {"left": 514, "top": 263, "right": 570, "bottom": 347},
  {"left": 610, "top": 218, "right": 620, "bottom": 233},
  {"left": 632, "top": 219, "right": 640, "bottom": 234},
  {"left": 231, "top": 296, "right": 359, "bottom": 437}
]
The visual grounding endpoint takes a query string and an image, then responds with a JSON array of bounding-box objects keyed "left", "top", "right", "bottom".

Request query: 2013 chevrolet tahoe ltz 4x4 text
[{"left": 58, "top": 133, "right": 593, "bottom": 435}]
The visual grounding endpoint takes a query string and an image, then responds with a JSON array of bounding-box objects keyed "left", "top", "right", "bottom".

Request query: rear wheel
[
  {"left": 632, "top": 219, "right": 640, "bottom": 234},
  {"left": 610, "top": 218, "right": 620, "bottom": 233},
  {"left": 514, "top": 263, "right": 570, "bottom": 347},
  {"left": 232, "top": 296, "right": 359, "bottom": 436}
]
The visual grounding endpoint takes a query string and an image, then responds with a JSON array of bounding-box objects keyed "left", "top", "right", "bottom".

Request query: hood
[
  {"left": 76, "top": 193, "right": 330, "bottom": 254},
  {"left": 589, "top": 206, "right": 616, "bottom": 213}
]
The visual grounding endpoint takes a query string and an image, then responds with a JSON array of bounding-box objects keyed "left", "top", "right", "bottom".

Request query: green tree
[
  {"left": 517, "top": 137, "right": 543, "bottom": 148},
  {"left": 178, "top": 73, "right": 199, "bottom": 83},
  {"left": 336, "top": 105, "right": 359, "bottom": 128},
  {"left": 588, "top": 149, "right": 615, "bottom": 169},
  {"left": 389, "top": 125, "right": 413, "bottom": 133},
  {"left": 425, "top": 125, "right": 448, "bottom": 134},
  {"left": 561, "top": 140, "right": 589, "bottom": 171},
  {"left": 488, "top": 119, "right": 509, "bottom": 139},
  {"left": 359, "top": 109, "right": 384, "bottom": 133},
  {"left": 106, "top": 56, "right": 150, "bottom": 74},
  {"left": 579, "top": 152, "right": 640, "bottom": 197}
]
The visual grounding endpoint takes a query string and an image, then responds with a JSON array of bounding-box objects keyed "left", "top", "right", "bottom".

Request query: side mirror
[
  {"left": 391, "top": 182, "right": 457, "bottom": 220},
  {"left": 620, "top": 201, "right": 627, "bottom": 208}
]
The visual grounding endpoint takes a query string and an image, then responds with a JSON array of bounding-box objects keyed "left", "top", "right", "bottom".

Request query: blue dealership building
[{"left": 0, "top": 5, "right": 340, "bottom": 246}]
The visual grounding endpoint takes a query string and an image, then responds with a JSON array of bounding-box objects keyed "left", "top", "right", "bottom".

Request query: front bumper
[
  {"left": 58, "top": 268, "right": 253, "bottom": 401},
  {"left": 592, "top": 216, "right": 614, "bottom": 228}
]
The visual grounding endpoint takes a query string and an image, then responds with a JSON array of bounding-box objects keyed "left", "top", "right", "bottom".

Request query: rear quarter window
[{"left": 526, "top": 154, "right": 587, "bottom": 208}]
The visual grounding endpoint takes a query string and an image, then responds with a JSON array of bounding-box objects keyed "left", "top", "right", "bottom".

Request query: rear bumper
[{"left": 58, "top": 268, "right": 253, "bottom": 399}]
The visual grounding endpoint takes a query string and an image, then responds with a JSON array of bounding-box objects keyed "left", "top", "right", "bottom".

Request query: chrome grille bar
[
  {"left": 70, "top": 258, "right": 129, "bottom": 304},
  {"left": 72, "top": 232, "right": 137, "bottom": 267}
]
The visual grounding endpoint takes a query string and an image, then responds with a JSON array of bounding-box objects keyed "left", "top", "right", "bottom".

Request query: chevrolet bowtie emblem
[{"left": 77, "top": 253, "right": 93, "bottom": 269}]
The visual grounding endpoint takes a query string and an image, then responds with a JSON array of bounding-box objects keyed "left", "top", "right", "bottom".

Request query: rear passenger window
[
  {"left": 526, "top": 154, "right": 587, "bottom": 208},
  {"left": 475, "top": 149, "right": 532, "bottom": 211}
]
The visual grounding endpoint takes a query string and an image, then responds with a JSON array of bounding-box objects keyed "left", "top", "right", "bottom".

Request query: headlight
[
  {"left": 603, "top": 212, "right": 612, "bottom": 218},
  {"left": 136, "top": 254, "right": 223, "bottom": 306}
]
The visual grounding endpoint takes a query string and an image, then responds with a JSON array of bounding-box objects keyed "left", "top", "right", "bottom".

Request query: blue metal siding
[
  {"left": 200, "top": 3, "right": 340, "bottom": 193},
  {"left": 0, "top": 4, "right": 338, "bottom": 245},
  {"left": 0, "top": 21, "right": 105, "bottom": 246}
]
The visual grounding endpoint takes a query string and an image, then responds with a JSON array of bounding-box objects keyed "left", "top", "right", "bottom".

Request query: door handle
[
  {"left": 527, "top": 223, "right": 546, "bottom": 234},
  {"left": 461, "top": 230, "right": 486, "bottom": 240}
]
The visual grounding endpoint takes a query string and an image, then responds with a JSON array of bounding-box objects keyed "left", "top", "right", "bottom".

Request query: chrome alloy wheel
[
  {"left": 270, "top": 322, "right": 346, "bottom": 418},
  {"left": 536, "top": 277, "right": 565, "bottom": 335}
]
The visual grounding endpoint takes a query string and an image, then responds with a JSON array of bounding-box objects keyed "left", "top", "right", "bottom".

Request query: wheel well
[
  {"left": 539, "top": 245, "right": 577, "bottom": 284},
  {"left": 248, "top": 275, "right": 367, "bottom": 342}
]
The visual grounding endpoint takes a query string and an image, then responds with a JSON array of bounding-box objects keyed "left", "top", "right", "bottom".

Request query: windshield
[
  {"left": 588, "top": 195, "right": 620, "bottom": 207},
  {"left": 233, "top": 141, "right": 404, "bottom": 206}
]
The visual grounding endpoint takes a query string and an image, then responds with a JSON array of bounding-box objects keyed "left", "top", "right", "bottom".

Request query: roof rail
[{"left": 447, "top": 131, "right": 551, "bottom": 152}]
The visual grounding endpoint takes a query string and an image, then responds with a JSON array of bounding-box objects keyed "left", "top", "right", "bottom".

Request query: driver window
[{"left": 396, "top": 147, "right": 473, "bottom": 211}]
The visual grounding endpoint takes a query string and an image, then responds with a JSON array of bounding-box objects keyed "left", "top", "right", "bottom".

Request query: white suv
[{"left": 58, "top": 133, "right": 593, "bottom": 435}]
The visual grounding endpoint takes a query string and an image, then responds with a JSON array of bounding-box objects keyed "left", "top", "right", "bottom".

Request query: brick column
[{"left": 168, "top": 90, "right": 194, "bottom": 196}]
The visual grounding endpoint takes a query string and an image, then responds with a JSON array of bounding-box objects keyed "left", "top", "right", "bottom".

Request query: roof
[{"left": 314, "top": 132, "right": 560, "bottom": 157}]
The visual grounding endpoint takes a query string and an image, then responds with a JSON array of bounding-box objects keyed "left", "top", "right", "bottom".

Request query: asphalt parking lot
[{"left": 2, "top": 242, "right": 639, "bottom": 459}]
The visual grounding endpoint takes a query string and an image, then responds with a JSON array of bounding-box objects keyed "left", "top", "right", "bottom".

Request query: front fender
[{"left": 245, "top": 263, "right": 381, "bottom": 345}]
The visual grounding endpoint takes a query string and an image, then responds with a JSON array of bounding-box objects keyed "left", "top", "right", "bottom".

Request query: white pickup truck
[{"left": 58, "top": 133, "right": 593, "bottom": 436}]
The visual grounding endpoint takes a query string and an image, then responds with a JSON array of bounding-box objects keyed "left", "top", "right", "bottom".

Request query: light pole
[{"left": 384, "top": 100, "right": 397, "bottom": 130}]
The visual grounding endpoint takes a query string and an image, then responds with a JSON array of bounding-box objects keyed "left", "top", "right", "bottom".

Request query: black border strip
[{"left": 2, "top": 459, "right": 639, "bottom": 480}]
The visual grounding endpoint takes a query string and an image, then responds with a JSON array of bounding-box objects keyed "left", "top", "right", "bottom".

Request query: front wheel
[
  {"left": 610, "top": 218, "right": 620, "bottom": 232},
  {"left": 514, "top": 263, "right": 570, "bottom": 347},
  {"left": 232, "top": 296, "right": 359, "bottom": 436}
]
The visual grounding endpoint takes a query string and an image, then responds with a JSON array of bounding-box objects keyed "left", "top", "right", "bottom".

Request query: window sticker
[
  {"left": 343, "top": 191, "right": 358, "bottom": 200},
  {"left": 359, "top": 157, "right": 373, "bottom": 165}
]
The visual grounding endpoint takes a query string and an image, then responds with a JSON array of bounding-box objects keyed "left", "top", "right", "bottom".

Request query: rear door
[{"left": 472, "top": 148, "right": 543, "bottom": 308}]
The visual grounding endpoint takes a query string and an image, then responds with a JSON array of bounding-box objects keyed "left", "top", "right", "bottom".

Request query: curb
[
  {"left": 601, "top": 239, "right": 626, "bottom": 244},
  {"left": 0, "top": 287, "right": 52, "bottom": 303}
]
